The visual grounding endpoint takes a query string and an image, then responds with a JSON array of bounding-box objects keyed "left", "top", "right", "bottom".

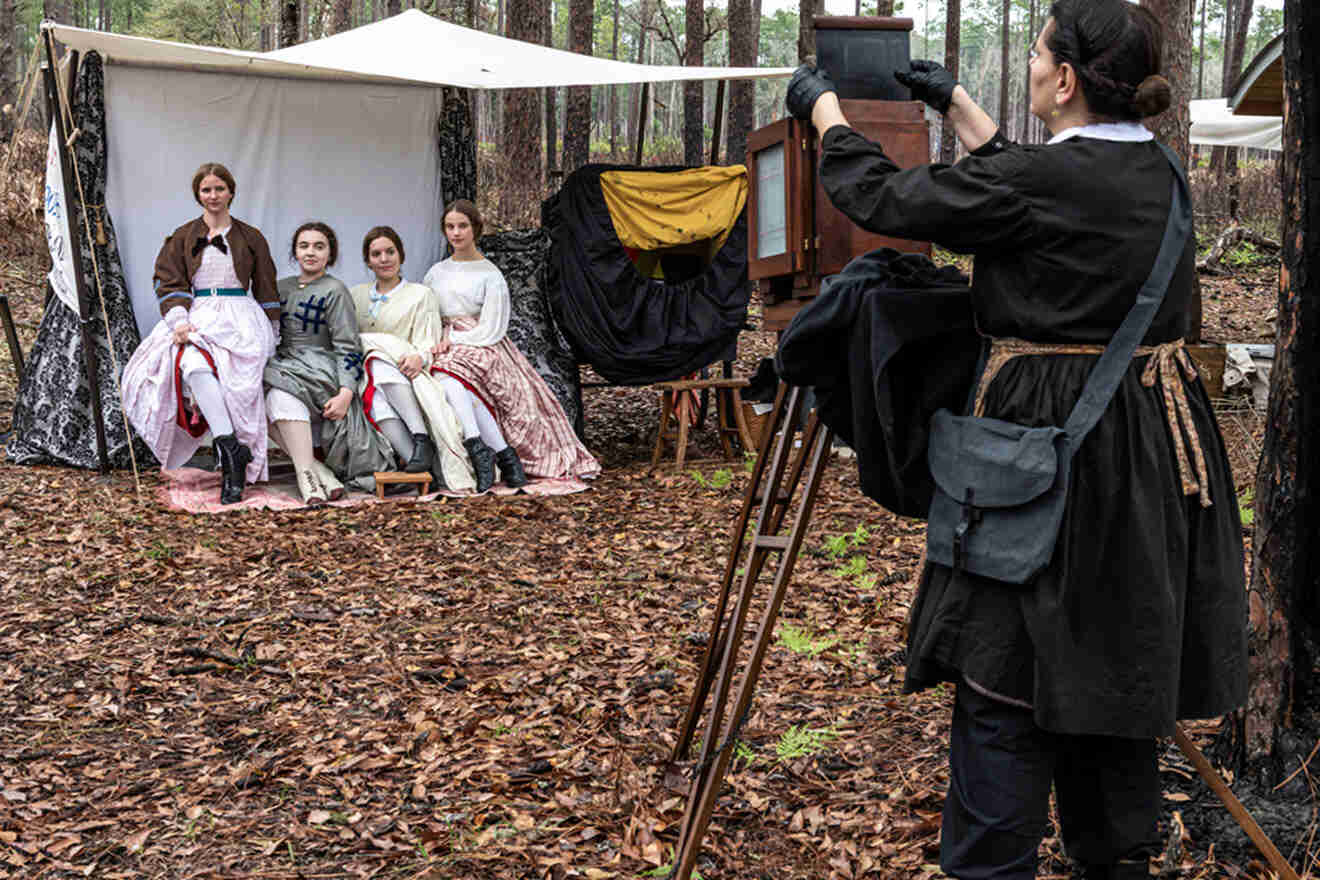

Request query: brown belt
[{"left": 974, "top": 337, "right": 1212, "bottom": 508}]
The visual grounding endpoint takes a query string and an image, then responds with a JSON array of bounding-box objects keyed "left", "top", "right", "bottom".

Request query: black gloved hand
[
  {"left": 894, "top": 59, "right": 958, "bottom": 114},
  {"left": 785, "top": 63, "right": 837, "bottom": 121}
]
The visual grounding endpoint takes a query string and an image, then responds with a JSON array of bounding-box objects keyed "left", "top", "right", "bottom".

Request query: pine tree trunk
[
  {"left": 1021, "top": 0, "right": 1036, "bottom": 143},
  {"left": 939, "top": 0, "right": 960, "bottom": 164},
  {"left": 387, "top": 0, "right": 400, "bottom": 16},
  {"left": 798, "top": 0, "right": 819, "bottom": 61},
  {"left": 609, "top": 0, "right": 620, "bottom": 158},
  {"left": 0, "top": 0, "right": 14, "bottom": 141},
  {"left": 876, "top": 1, "right": 893, "bottom": 15},
  {"left": 562, "top": 0, "right": 594, "bottom": 173},
  {"left": 998, "top": 0, "right": 1010, "bottom": 123},
  {"left": 1139, "top": 0, "right": 1199, "bottom": 341},
  {"left": 499, "top": 0, "right": 545, "bottom": 225},
  {"left": 331, "top": 0, "right": 352, "bottom": 32},
  {"left": 280, "top": 0, "right": 300, "bottom": 47},
  {"left": 725, "top": 0, "right": 755, "bottom": 168},
  {"left": 544, "top": 0, "right": 557, "bottom": 182},
  {"left": 1231, "top": 0, "right": 1320, "bottom": 792},
  {"left": 682, "top": 0, "right": 704, "bottom": 166}
]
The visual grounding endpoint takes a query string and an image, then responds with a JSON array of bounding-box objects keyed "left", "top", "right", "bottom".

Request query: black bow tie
[{"left": 192, "top": 234, "right": 228, "bottom": 257}]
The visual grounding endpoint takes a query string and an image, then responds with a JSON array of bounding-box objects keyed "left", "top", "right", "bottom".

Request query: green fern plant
[{"left": 775, "top": 724, "right": 838, "bottom": 762}]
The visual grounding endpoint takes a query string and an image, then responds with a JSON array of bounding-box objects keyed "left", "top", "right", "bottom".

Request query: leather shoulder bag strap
[{"left": 1060, "top": 143, "right": 1192, "bottom": 456}]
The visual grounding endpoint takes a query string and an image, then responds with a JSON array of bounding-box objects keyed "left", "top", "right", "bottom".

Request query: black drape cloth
[
  {"left": 775, "top": 248, "right": 977, "bottom": 518},
  {"left": 541, "top": 164, "right": 748, "bottom": 385},
  {"left": 7, "top": 52, "right": 145, "bottom": 470},
  {"left": 479, "top": 229, "right": 585, "bottom": 437}
]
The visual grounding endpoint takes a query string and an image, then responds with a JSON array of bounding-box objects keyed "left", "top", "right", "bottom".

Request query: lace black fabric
[
  {"left": 478, "top": 229, "right": 584, "bottom": 436},
  {"left": 7, "top": 52, "right": 147, "bottom": 470},
  {"left": 438, "top": 87, "right": 477, "bottom": 209}
]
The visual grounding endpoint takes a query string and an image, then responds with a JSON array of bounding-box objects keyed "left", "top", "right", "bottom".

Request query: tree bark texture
[
  {"left": 562, "top": 0, "right": 594, "bottom": 174},
  {"left": 609, "top": 0, "right": 620, "bottom": 157},
  {"left": 0, "top": 0, "right": 15, "bottom": 141},
  {"left": 499, "top": 0, "right": 544, "bottom": 225},
  {"left": 939, "top": 0, "right": 960, "bottom": 164},
  {"left": 280, "top": 0, "right": 300, "bottom": 47},
  {"left": 798, "top": 0, "right": 820, "bottom": 61},
  {"left": 544, "top": 0, "right": 557, "bottom": 183},
  {"left": 387, "top": 0, "right": 401, "bottom": 16},
  {"left": 875, "top": 0, "right": 894, "bottom": 14},
  {"left": 998, "top": 0, "right": 1011, "bottom": 123},
  {"left": 682, "top": 0, "right": 704, "bottom": 166},
  {"left": 1141, "top": 0, "right": 1200, "bottom": 341},
  {"left": 725, "top": 0, "right": 755, "bottom": 167},
  {"left": 331, "top": 0, "right": 352, "bottom": 33},
  {"left": 1239, "top": 0, "right": 1320, "bottom": 779}
]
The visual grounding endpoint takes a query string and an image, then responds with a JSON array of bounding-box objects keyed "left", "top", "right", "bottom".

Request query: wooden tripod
[
  {"left": 665, "top": 383, "right": 1302, "bottom": 880},
  {"left": 668, "top": 383, "right": 834, "bottom": 880}
]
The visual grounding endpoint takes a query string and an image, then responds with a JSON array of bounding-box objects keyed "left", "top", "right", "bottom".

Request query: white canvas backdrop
[{"left": 104, "top": 64, "right": 447, "bottom": 337}]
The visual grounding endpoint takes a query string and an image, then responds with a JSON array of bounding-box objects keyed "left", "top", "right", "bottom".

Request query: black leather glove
[
  {"left": 894, "top": 59, "right": 958, "bottom": 114},
  {"left": 785, "top": 63, "right": 836, "bottom": 121}
]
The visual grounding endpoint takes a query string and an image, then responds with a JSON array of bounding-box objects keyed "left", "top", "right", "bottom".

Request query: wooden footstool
[
  {"left": 374, "top": 471, "right": 432, "bottom": 499},
  {"left": 651, "top": 377, "right": 756, "bottom": 470}
]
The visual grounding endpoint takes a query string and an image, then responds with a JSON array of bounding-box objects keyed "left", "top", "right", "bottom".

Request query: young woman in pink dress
[{"left": 422, "top": 199, "right": 599, "bottom": 492}]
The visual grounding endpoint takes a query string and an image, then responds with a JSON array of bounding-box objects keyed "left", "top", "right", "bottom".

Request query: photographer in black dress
[{"left": 785, "top": 2, "right": 1247, "bottom": 878}]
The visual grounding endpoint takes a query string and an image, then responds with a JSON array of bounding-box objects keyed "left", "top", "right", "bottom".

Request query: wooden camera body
[{"left": 748, "top": 17, "right": 932, "bottom": 331}]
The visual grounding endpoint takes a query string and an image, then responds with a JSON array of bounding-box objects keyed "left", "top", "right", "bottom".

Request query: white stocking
[
  {"left": 472, "top": 395, "right": 508, "bottom": 453},
  {"left": 184, "top": 366, "right": 234, "bottom": 437},
  {"left": 376, "top": 417, "right": 415, "bottom": 463},
  {"left": 437, "top": 375, "right": 480, "bottom": 439},
  {"left": 274, "top": 419, "right": 316, "bottom": 470},
  {"left": 371, "top": 360, "right": 428, "bottom": 434}
]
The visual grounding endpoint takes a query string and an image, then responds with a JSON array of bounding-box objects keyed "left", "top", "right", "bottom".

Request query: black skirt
[{"left": 904, "top": 351, "right": 1247, "bottom": 738}]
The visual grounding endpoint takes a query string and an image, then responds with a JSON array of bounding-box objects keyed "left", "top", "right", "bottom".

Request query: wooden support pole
[
  {"left": 709, "top": 79, "right": 726, "bottom": 166},
  {"left": 0, "top": 294, "right": 25, "bottom": 383},
  {"left": 634, "top": 81, "right": 650, "bottom": 166},
  {"left": 42, "top": 31, "right": 110, "bottom": 473}
]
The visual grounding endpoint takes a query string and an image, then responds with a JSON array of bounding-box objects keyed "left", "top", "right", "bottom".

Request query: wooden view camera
[{"left": 748, "top": 17, "right": 932, "bottom": 331}]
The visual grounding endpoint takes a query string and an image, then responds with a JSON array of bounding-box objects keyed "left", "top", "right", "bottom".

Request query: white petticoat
[{"left": 121, "top": 295, "right": 277, "bottom": 481}]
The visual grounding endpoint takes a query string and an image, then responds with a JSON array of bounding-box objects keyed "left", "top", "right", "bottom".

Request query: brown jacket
[{"left": 153, "top": 216, "right": 280, "bottom": 321}]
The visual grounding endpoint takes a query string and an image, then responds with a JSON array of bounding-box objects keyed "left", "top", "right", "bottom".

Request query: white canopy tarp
[
  {"left": 46, "top": 10, "right": 795, "bottom": 89},
  {"left": 1190, "top": 98, "right": 1281, "bottom": 152}
]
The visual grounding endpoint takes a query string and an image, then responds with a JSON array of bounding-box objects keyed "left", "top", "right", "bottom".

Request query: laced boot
[
  {"left": 312, "top": 460, "right": 345, "bottom": 500},
  {"left": 296, "top": 467, "right": 328, "bottom": 506},
  {"left": 464, "top": 436, "right": 496, "bottom": 493},
  {"left": 404, "top": 433, "right": 435, "bottom": 473},
  {"left": 494, "top": 445, "right": 528, "bottom": 488},
  {"left": 213, "top": 434, "right": 252, "bottom": 505}
]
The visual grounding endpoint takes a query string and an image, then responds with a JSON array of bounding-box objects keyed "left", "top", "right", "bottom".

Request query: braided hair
[{"left": 1046, "top": 0, "right": 1172, "bottom": 121}]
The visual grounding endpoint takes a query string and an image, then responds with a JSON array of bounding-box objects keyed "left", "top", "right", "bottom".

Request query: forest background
[{"left": 0, "top": 0, "right": 1286, "bottom": 228}]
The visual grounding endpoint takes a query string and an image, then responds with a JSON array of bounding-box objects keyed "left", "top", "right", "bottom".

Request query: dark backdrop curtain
[
  {"left": 480, "top": 229, "right": 584, "bottom": 437},
  {"left": 7, "top": 51, "right": 145, "bottom": 469}
]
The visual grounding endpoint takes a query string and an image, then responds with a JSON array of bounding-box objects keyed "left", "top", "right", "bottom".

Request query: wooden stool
[
  {"left": 374, "top": 471, "right": 432, "bottom": 499},
  {"left": 651, "top": 377, "right": 757, "bottom": 470}
]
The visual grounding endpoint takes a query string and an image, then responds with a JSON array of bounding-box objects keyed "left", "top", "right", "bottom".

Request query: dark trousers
[{"left": 940, "top": 684, "right": 1161, "bottom": 880}]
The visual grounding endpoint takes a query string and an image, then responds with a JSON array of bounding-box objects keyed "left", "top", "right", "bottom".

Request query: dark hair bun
[{"left": 1132, "top": 75, "right": 1172, "bottom": 117}]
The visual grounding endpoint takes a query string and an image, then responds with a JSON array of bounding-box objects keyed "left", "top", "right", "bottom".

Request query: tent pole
[
  {"left": 634, "top": 81, "right": 650, "bottom": 165},
  {"left": 43, "top": 31, "right": 110, "bottom": 474},
  {"left": 0, "top": 294, "right": 25, "bottom": 383},
  {"left": 709, "top": 79, "right": 726, "bottom": 166}
]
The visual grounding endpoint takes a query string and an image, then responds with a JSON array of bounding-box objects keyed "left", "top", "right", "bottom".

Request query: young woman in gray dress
[{"left": 263, "top": 222, "right": 392, "bottom": 504}]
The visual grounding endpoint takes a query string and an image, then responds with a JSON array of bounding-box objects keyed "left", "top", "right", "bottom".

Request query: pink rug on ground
[{"left": 157, "top": 467, "right": 590, "bottom": 514}]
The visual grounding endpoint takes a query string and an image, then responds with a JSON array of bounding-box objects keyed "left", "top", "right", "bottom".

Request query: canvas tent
[
  {"left": 9, "top": 15, "right": 792, "bottom": 472},
  {"left": 1190, "top": 98, "right": 1282, "bottom": 151},
  {"left": 42, "top": 11, "right": 793, "bottom": 338}
]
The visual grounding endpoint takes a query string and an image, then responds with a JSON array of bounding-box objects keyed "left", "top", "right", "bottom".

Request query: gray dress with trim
[{"left": 264, "top": 274, "right": 394, "bottom": 480}]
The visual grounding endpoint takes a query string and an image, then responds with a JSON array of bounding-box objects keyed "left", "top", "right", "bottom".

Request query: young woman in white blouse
[{"left": 423, "top": 200, "right": 599, "bottom": 493}]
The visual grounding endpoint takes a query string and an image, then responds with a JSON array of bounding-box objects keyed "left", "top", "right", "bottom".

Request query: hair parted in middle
[
  {"left": 444, "top": 199, "right": 484, "bottom": 241},
  {"left": 362, "top": 225, "right": 406, "bottom": 263},
  {"left": 290, "top": 221, "right": 339, "bottom": 266},
  {"left": 191, "top": 162, "right": 237, "bottom": 206}
]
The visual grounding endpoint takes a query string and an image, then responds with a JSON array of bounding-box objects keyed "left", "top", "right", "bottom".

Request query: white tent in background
[
  {"left": 42, "top": 13, "right": 793, "bottom": 336},
  {"left": 1190, "top": 98, "right": 1282, "bottom": 152}
]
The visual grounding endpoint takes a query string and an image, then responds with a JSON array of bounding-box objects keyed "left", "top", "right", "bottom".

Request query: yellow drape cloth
[{"left": 599, "top": 166, "right": 748, "bottom": 259}]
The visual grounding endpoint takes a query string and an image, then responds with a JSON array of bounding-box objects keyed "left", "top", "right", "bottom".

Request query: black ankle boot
[
  {"left": 464, "top": 436, "right": 496, "bottom": 492},
  {"left": 213, "top": 434, "right": 252, "bottom": 505},
  {"left": 404, "top": 433, "right": 435, "bottom": 474},
  {"left": 494, "top": 446, "right": 528, "bottom": 488}
]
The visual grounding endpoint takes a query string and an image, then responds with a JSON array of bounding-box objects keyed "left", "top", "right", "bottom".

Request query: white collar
[
  {"left": 1048, "top": 121, "right": 1154, "bottom": 145},
  {"left": 373, "top": 277, "right": 406, "bottom": 295}
]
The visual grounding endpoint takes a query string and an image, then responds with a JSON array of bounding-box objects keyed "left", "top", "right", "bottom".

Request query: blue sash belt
[{"left": 193, "top": 287, "right": 247, "bottom": 297}]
